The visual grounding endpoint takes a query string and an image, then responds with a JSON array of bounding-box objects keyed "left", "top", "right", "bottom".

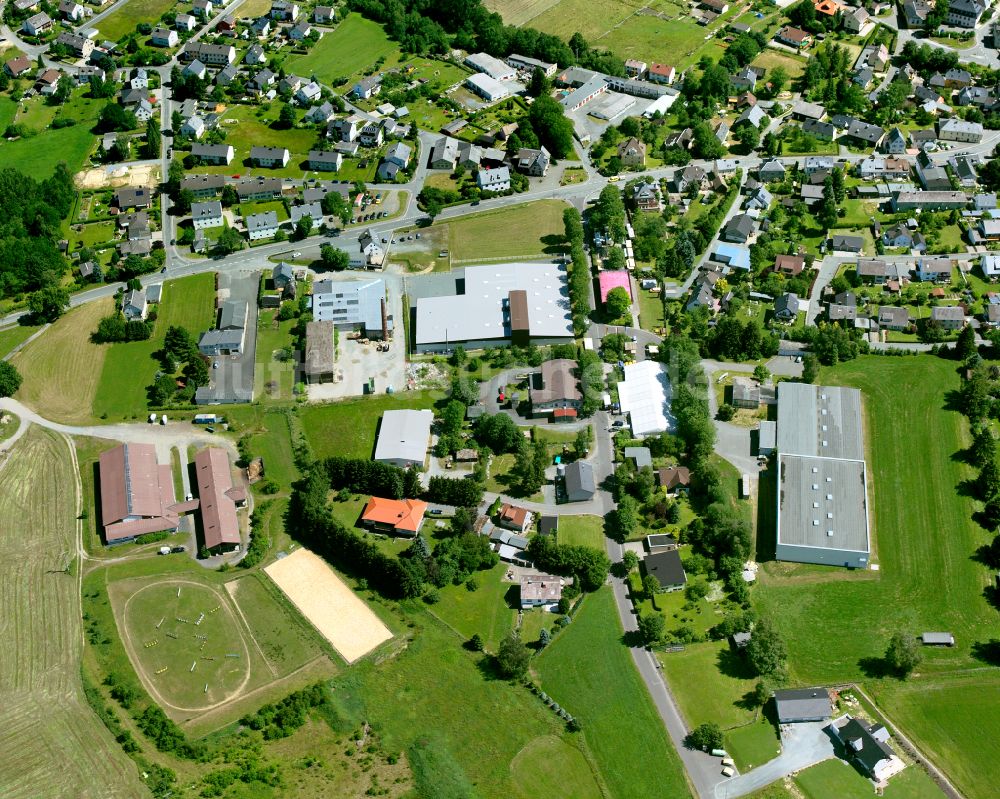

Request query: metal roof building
[
  {"left": 414, "top": 262, "right": 573, "bottom": 353},
  {"left": 193, "top": 447, "right": 245, "bottom": 552},
  {"left": 99, "top": 443, "right": 180, "bottom": 543},
  {"left": 776, "top": 383, "right": 870, "bottom": 568},
  {"left": 373, "top": 409, "right": 433, "bottom": 468},
  {"left": 773, "top": 687, "right": 833, "bottom": 723},
  {"left": 617, "top": 360, "right": 675, "bottom": 438}
]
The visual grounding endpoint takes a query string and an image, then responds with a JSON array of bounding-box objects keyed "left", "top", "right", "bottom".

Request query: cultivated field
[
  {"left": 286, "top": 13, "right": 401, "bottom": 87},
  {"left": 484, "top": 0, "right": 563, "bottom": 25},
  {"left": 12, "top": 298, "right": 113, "bottom": 424},
  {"left": 444, "top": 200, "right": 569, "bottom": 263},
  {"left": 118, "top": 579, "right": 251, "bottom": 711},
  {"left": 0, "top": 427, "right": 145, "bottom": 798},
  {"left": 265, "top": 548, "right": 393, "bottom": 663},
  {"left": 755, "top": 356, "right": 1000, "bottom": 799},
  {"left": 528, "top": 0, "right": 636, "bottom": 40},
  {"left": 536, "top": 588, "right": 690, "bottom": 797}
]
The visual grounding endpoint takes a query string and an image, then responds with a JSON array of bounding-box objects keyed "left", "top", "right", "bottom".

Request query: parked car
[{"left": 170, "top": 546, "right": 187, "bottom": 554}]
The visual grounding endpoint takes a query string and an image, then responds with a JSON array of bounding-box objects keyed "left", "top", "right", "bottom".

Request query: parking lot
[{"left": 196, "top": 271, "right": 259, "bottom": 404}]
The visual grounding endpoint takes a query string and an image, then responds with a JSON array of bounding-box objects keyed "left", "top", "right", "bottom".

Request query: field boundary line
[{"left": 224, "top": 577, "right": 279, "bottom": 678}]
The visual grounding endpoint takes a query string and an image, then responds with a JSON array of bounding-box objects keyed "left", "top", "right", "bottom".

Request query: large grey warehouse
[
  {"left": 412, "top": 262, "right": 574, "bottom": 353},
  {"left": 775, "top": 382, "right": 871, "bottom": 569}
]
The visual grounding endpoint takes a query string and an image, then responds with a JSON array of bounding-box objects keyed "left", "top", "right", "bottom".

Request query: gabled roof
[{"left": 645, "top": 549, "right": 686, "bottom": 588}]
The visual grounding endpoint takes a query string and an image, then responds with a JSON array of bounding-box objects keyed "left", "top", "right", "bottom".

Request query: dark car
[{"left": 170, "top": 546, "right": 187, "bottom": 554}]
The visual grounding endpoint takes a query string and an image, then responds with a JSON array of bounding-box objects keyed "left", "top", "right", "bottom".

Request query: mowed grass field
[
  {"left": 445, "top": 200, "right": 569, "bottom": 262},
  {"left": 93, "top": 273, "right": 217, "bottom": 419},
  {"left": 97, "top": 0, "right": 177, "bottom": 41},
  {"left": 555, "top": 515, "right": 606, "bottom": 549},
  {"left": 752, "top": 48, "right": 808, "bottom": 79},
  {"left": 0, "top": 90, "right": 103, "bottom": 177},
  {"left": 430, "top": 562, "right": 517, "bottom": 651},
  {"left": 286, "top": 13, "right": 401, "bottom": 87},
  {"left": 119, "top": 579, "right": 250, "bottom": 710},
  {"left": 601, "top": 15, "right": 712, "bottom": 69},
  {"left": 754, "top": 356, "right": 1000, "bottom": 799},
  {"left": 794, "top": 758, "right": 944, "bottom": 799},
  {"left": 536, "top": 588, "right": 690, "bottom": 798},
  {"left": 529, "top": 0, "right": 635, "bottom": 39},
  {"left": 299, "top": 391, "right": 440, "bottom": 460},
  {"left": 12, "top": 297, "right": 113, "bottom": 424},
  {"left": 200, "top": 105, "right": 319, "bottom": 177},
  {"left": 0, "top": 427, "right": 145, "bottom": 798},
  {"left": 0, "top": 324, "right": 40, "bottom": 358}
]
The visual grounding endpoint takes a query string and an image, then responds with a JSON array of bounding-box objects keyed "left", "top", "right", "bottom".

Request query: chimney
[{"left": 381, "top": 297, "right": 388, "bottom": 340}]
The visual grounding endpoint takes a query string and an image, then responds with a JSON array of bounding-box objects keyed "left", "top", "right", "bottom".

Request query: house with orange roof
[
  {"left": 813, "top": 0, "right": 842, "bottom": 14},
  {"left": 361, "top": 496, "right": 428, "bottom": 537}
]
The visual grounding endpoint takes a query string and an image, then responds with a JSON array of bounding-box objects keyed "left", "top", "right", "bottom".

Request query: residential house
[
  {"left": 58, "top": 0, "right": 85, "bottom": 20},
  {"left": 184, "top": 59, "right": 207, "bottom": 80},
  {"left": 498, "top": 503, "right": 532, "bottom": 533},
  {"left": 981, "top": 254, "right": 1000, "bottom": 280},
  {"left": 857, "top": 259, "right": 888, "bottom": 283},
  {"left": 731, "top": 65, "right": 760, "bottom": 91},
  {"left": 917, "top": 257, "right": 953, "bottom": 282},
  {"left": 249, "top": 68, "right": 275, "bottom": 91},
  {"left": 829, "top": 716, "right": 905, "bottom": 783},
  {"left": 624, "top": 59, "right": 647, "bottom": 78},
  {"left": 175, "top": 12, "right": 197, "bottom": 31},
  {"left": 976, "top": 218, "right": 1000, "bottom": 242},
  {"left": 657, "top": 466, "right": 691, "bottom": 495},
  {"left": 564, "top": 460, "right": 596, "bottom": 502},
  {"left": 181, "top": 42, "right": 236, "bottom": 65},
  {"left": 519, "top": 573, "right": 565, "bottom": 608},
  {"left": 882, "top": 223, "right": 925, "bottom": 251},
  {"left": 181, "top": 115, "right": 206, "bottom": 139},
  {"left": 250, "top": 16, "right": 271, "bottom": 36},
  {"left": 845, "top": 119, "right": 885, "bottom": 148},
  {"left": 915, "top": 152, "right": 951, "bottom": 191},
  {"left": 792, "top": 101, "right": 827, "bottom": 122},
  {"left": 270, "top": 0, "right": 299, "bottom": 20},
  {"left": 878, "top": 306, "right": 910, "bottom": 330},
  {"left": 313, "top": 5, "right": 335, "bottom": 23},
  {"left": 150, "top": 26, "right": 178, "bottom": 47},
  {"left": 774, "top": 292, "right": 801, "bottom": 322},
  {"left": 4, "top": 56, "right": 31, "bottom": 78},
  {"left": 775, "top": 254, "right": 805, "bottom": 276},
  {"left": 361, "top": 497, "right": 427, "bottom": 537},
  {"left": 777, "top": 26, "right": 812, "bottom": 48},
  {"left": 182, "top": 173, "right": 225, "bottom": 198},
  {"left": 759, "top": 160, "right": 786, "bottom": 182},
  {"left": 931, "top": 305, "right": 965, "bottom": 329},
  {"left": 22, "top": 12, "right": 53, "bottom": 36},
  {"left": 115, "top": 187, "right": 151, "bottom": 210},
  {"left": 744, "top": 185, "right": 773, "bottom": 211},
  {"left": 289, "top": 21, "right": 313, "bottom": 40},
  {"left": 831, "top": 234, "right": 864, "bottom": 252},
  {"left": 308, "top": 149, "right": 342, "bottom": 172},
  {"left": 644, "top": 550, "right": 687, "bottom": 591},
  {"left": 804, "top": 156, "right": 835, "bottom": 175},
  {"left": 671, "top": 164, "right": 706, "bottom": 193},
  {"left": 246, "top": 210, "right": 280, "bottom": 240},
  {"left": 56, "top": 31, "right": 95, "bottom": 58},
  {"left": 191, "top": 200, "right": 224, "bottom": 229},
  {"left": 947, "top": 0, "right": 985, "bottom": 27},
  {"left": 352, "top": 75, "right": 382, "bottom": 100},
  {"left": 514, "top": 146, "right": 550, "bottom": 176},
  {"left": 957, "top": 85, "right": 994, "bottom": 107},
  {"left": 774, "top": 688, "right": 833, "bottom": 724},
  {"left": 192, "top": 0, "right": 212, "bottom": 17},
  {"left": 903, "top": 0, "right": 932, "bottom": 26},
  {"left": 648, "top": 63, "right": 675, "bottom": 84},
  {"left": 294, "top": 80, "right": 322, "bottom": 105},
  {"left": 617, "top": 136, "right": 645, "bottom": 167},
  {"left": 122, "top": 289, "right": 147, "bottom": 321},
  {"left": 244, "top": 43, "right": 266, "bottom": 65},
  {"left": 530, "top": 358, "right": 582, "bottom": 415},
  {"left": 359, "top": 121, "right": 383, "bottom": 147},
  {"left": 843, "top": 5, "right": 870, "bottom": 32},
  {"left": 633, "top": 181, "right": 660, "bottom": 211},
  {"left": 938, "top": 118, "right": 984, "bottom": 143},
  {"left": 191, "top": 143, "right": 234, "bottom": 164},
  {"left": 737, "top": 104, "right": 768, "bottom": 129},
  {"left": 722, "top": 213, "right": 755, "bottom": 243},
  {"left": 985, "top": 303, "right": 1000, "bottom": 328},
  {"left": 250, "top": 146, "right": 289, "bottom": 168},
  {"left": 305, "top": 101, "right": 335, "bottom": 124},
  {"left": 477, "top": 165, "right": 511, "bottom": 193},
  {"left": 882, "top": 127, "right": 907, "bottom": 154}
]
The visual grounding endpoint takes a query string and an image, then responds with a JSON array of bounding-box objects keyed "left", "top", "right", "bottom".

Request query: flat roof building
[
  {"left": 520, "top": 573, "right": 565, "bottom": 607},
  {"left": 373, "top": 409, "right": 433, "bottom": 468},
  {"left": 776, "top": 383, "right": 870, "bottom": 568},
  {"left": 311, "top": 277, "right": 391, "bottom": 337},
  {"left": 414, "top": 262, "right": 573, "bottom": 353}
]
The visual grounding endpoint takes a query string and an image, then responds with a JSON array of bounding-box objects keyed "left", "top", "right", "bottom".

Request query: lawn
[
  {"left": 300, "top": 391, "right": 440, "bottom": 460},
  {"left": 754, "top": 355, "right": 1000, "bottom": 799},
  {"left": 0, "top": 324, "right": 40, "bottom": 359},
  {"left": 794, "top": 758, "right": 944, "bottom": 799},
  {"left": 444, "top": 200, "right": 569, "bottom": 263},
  {"left": 224, "top": 405, "right": 299, "bottom": 492},
  {"left": 285, "top": 13, "right": 401, "bottom": 88},
  {"left": 92, "top": 273, "right": 217, "bottom": 419},
  {"left": 12, "top": 297, "right": 114, "bottom": 424},
  {"left": 536, "top": 588, "right": 690, "bottom": 798},
  {"left": 638, "top": 288, "right": 666, "bottom": 331},
  {"left": 197, "top": 105, "right": 320, "bottom": 177},
  {"left": 239, "top": 199, "right": 289, "bottom": 222},
  {"left": 752, "top": 48, "right": 808, "bottom": 79},
  {"left": 254, "top": 310, "right": 298, "bottom": 401},
  {"left": 0, "top": 94, "right": 101, "bottom": 177},
  {"left": 66, "top": 220, "right": 116, "bottom": 252},
  {"left": 555, "top": 515, "right": 606, "bottom": 549},
  {"left": 0, "top": 427, "right": 146, "bottom": 797},
  {"left": 97, "top": 0, "right": 178, "bottom": 41},
  {"left": 430, "top": 562, "right": 516, "bottom": 651}
]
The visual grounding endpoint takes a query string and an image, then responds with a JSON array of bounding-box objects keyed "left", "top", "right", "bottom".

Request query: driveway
[{"left": 714, "top": 722, "right": 836, "bottom": 799}]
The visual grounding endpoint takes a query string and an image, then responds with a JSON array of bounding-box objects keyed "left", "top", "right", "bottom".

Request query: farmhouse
[
  {"left": 773, "top": 688, "right": 833, "bottom": 723},
  {"left": 520, "top": 574, "right": 565, "bottom": 608},
  {"left": 829, "top": 716, "right": 905, "bottom": 783},
  {"left": 775, "top": 382, "right": 871, "bottom": 568},
  {"left": 644, "top": 549, "right": 686, "bottom": 591},
  {"left": 99, "top": 443, "right": 181, "bottom": 543},
  {"left": 498, "top": 503, "right": 532, "bottom": 533},
  {"left": 194, "top": 448, "right": 245, "bottom": 553},
  {"left": 374, "top": 409, "right": 433, "bottom": 468},
  {"left": 413, "top": 262, "right": 573, "bottom": 353},
  {"left": 617, "top": 360, "right": 675, "bottom": 438},
  {"left": 361, "top": 496, "right": 428, "bottom": 537},
  {"left": 564, "top": 460, "right": 596, "bottom": 502}
]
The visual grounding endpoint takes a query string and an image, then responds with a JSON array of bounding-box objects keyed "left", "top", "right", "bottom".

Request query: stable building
[
  {"left": 194, "top": 447, "right": 246, "bottom": 553},
  {"left": 99, "top": 443, "right": 181, "bottom": 543},
  {"left": 775, "top": 383, "right": 871, "bottom": 568},
  {"left": 373, "top": 409, "right": 433, "bottom": 468}
]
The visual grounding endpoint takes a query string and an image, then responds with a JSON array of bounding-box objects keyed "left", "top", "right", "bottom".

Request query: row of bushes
[{"left": 563, "top": 208, "right": 591, "bottom": 335}]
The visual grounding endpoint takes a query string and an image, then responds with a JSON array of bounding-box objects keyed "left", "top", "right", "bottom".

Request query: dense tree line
[
  {"left": 525, "top": 536, "right": 610, "bottom": 591},
  {"left": 135, "top": 705, "right": 207, "bottom": 760},
  {"left": 706, "top": 316, "right": 779, "bottom": 363},
  {"left": 92, "top": 313, "right": 153, "bottom": 343},
  {"left": 400, "top": 530, "right": 498, "bottom": 588},
  {"left": 563, "top": 208, "right": 591, "bottom": 335},
  {"left": 240, "top": 683, "right": 329, "bottom": 740},
  {"left": 323, "top": 456, "right": 422, "bottom": 499},
  {"left": 0, "top": 166, "right": 74, "bottom": 299},
  {"left": 426, "top": 475, "right": 484, "bottom": 506}
]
